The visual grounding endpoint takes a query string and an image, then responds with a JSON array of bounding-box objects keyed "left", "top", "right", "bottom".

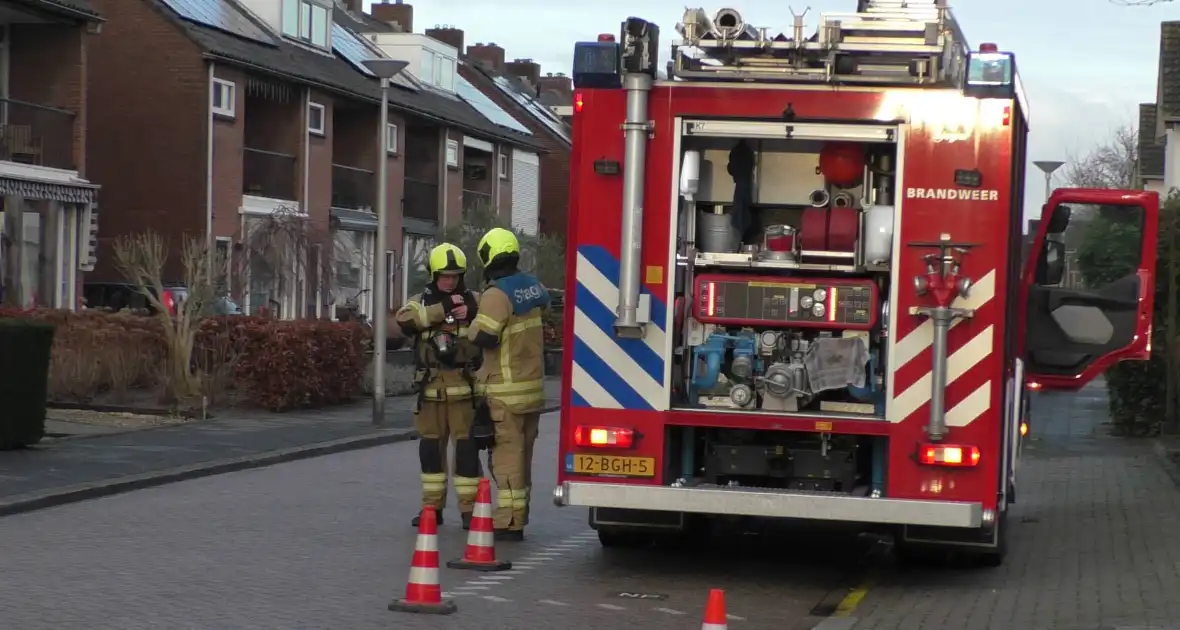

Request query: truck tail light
[
  {"left": 574, "top": 425, "right": 635, "bottom": 448},
  {"left": 574, "top": 92, "right": 584, "bottom": 113},
  {"left": 918, "top": 444, "right": 980, "bottom": 467}
]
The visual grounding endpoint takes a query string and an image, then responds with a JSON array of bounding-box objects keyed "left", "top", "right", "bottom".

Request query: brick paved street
[
  {"left": 850, "top": 379, "right": 1180, "bottom": 629},
  {"left": 1, "top": 378, "right": 1178, "bottom": 629}
]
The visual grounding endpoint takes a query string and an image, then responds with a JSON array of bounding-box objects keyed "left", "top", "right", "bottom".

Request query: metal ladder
[{"left": 669, "top": 2, "right": 969, "bottom": 87}]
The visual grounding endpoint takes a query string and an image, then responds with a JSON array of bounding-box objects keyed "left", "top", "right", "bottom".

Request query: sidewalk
[{"left": 0, "top": 378, "right": 562, "bottom": 517}]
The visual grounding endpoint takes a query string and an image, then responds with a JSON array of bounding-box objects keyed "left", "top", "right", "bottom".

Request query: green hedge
[
  {"left": 0, "top": 317, "right": 56, "bottom": 448},
  {"left": 1076, "top": 197, "right": 1178, "bottom": 435}
]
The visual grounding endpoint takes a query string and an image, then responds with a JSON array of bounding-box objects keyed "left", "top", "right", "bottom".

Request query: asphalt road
[
  {"left": 0, "top": 412, "right": 875, "bottom": 630},
  {"left": 5, "top": 386, "right": 1180, "bottom": 629}
]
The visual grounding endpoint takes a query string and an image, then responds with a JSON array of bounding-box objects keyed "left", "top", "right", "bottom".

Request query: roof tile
[
  {"left": 1158, "top": 21, "right": 1180, "bottom": 120},
  {"left": 1138, "top": 103, "right": 1165, "bottom": 179}
]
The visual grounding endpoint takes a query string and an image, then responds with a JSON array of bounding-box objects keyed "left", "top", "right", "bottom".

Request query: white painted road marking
[
  {"left": 482, "top": 595, "right": 512, "bottom": 603},
  {"left": 538, "top": 599, "right": 569, "bottom": 606},
  {"left": 597, "top": 603, "right": 626, "bottom": 611},
  {"left": 654, "top": 607, "right": 685, "bottom": 615}
]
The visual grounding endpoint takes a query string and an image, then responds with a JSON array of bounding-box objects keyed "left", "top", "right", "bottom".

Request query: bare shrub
[{"left": 112, "top": 231, "right": 222, "bottom": 406}]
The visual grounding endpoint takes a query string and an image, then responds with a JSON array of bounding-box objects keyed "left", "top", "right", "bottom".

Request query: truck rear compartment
[{"left": 674, "top": 132, "right": 899, "bottom": 422}]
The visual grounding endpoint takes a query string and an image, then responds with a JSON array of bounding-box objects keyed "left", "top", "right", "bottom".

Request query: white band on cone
[
  {"left": 469, "top": 531, "right": 494, "bottom": 547},
  {"left": 408, "top": 565, "right": 440, "bottom": 584}
]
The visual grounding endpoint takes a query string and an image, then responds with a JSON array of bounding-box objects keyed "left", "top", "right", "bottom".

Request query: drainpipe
[
  {"left": 440, "top": 129, "right": 449, "bottom": 230},
  {"left": 614, "top": 72, "right": 653, "bottom": 339},
  {"left": 205, "top": 62, "right": 215, "bottom": 280}
]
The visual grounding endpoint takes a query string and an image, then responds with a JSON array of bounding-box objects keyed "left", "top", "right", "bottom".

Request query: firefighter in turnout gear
[
  {"left": 468, "top": 228, "right": 550, "bottom": 542},
  {"left": 395, "top": 242, "right": 484, "bottom": 530}
]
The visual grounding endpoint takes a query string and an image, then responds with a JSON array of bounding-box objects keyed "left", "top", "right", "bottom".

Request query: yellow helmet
[
  {"left": 476, "top": 227, "right": 520, "bottom": 267},
  {"left": 428, "top": 242, "right": 467, "bottom": 277}
]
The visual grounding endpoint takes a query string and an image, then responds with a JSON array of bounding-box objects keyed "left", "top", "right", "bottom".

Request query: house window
[
  {"left": 214, "top": 236, "right": 233, "bottom": 293},
  {"left": 386, "top": 122, "right": 399, "bottom": 154},
  {"left": 211, "top": 78, "right": 235, "bottom": 117},
  {"left": 308, "top": 102, "right": 325, "bottom": 136},
  {"left": 438, "top": 58, "right": 454, "bottom": 91},
  {"left": 498, "top": 150, "right": 509, "bottom": 179},
  {"left": 445, "top": 139, "right": 459, "bottom": 168},
  {"left": 421, "top": 52, "right": 435, "bottom": 86},
  {"left": 282, "top": 0, "right": 330, "bottom": 48},
  {"left": 333, "top": 228, "right": 376, "bottom": 318},
  {"left": 402, "top": 231, "right": 436, "bottom": 303}
]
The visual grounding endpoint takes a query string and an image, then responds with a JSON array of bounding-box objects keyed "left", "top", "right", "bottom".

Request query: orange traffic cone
[
  {"left": 447, "top": 478, "right": 512, "bottom": 571},
  {"left": 701, "top": 588, "right": 728, "bottom": 630},
  {"left": 388, "top": 506, "right": 457, "bottom": 615}
]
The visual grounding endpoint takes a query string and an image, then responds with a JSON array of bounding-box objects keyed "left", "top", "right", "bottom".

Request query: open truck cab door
[{"left": 1021, "top": 189, "right": 1160, "bottom": 390}]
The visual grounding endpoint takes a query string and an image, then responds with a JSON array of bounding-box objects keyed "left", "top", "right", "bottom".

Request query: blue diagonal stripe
[
  {"left": 578, "top": 245, "right": 667, "bottom": 332},
  {"left": 574, "top": 283, "right": 664, "bottom": 383},
  {"left": 572, "top": 338, "right": 653, "bottom": 410},
  {"left": 571, "top": 390, "right": 591, "bottom": 408}
]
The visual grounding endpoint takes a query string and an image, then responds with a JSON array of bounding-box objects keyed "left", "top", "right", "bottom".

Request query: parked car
[{"left": 83, "top": 282, "right": 242, "bottom": 316}]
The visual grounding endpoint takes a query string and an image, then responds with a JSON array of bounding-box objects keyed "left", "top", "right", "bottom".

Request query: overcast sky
[{"left": 367, "top": 0, "right": 1177, "bottom": 222}]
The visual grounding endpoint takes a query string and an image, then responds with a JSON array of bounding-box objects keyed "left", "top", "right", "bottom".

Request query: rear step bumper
[{"left": 554, "top": 482, "right": 983, "bottom": 529}]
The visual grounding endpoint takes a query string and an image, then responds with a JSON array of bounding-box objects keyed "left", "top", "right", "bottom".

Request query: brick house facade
[
  {"left": 83, "top": 0, "right": 542, "bottom": 318},
  {"left": 0, "top": 0, "right": 102, "bottom": 311}
]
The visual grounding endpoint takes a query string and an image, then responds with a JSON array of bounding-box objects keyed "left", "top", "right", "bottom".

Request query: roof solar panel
[
  {"left": 492, "top": 76, "right": 570, "bottom": 143},
  {"left": 332, "top": 23, "right": 419, "bottom": 91},
  {"left": 159, "top": 0, "right": 275, "bottom": 45},
  {"left": 456, "top": 75, "right": 532, "bottom": 136}
]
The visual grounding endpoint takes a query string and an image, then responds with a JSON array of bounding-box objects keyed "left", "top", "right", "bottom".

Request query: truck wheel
[{"left": 597, "top": 528, "right": 656, "bottom": 549}]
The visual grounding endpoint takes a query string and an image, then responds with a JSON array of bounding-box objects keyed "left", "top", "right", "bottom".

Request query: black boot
[
  {"left": 494, "top": 529, "right": 524, "bottom": 542},
  {"left": 411, "top": 510, "right": 443, "bottom": 528},
  {"left": 461, "top": 512, "right": 473, "bottom": 530}
]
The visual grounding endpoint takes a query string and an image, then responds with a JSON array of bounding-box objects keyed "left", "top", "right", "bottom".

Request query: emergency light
[{"left": 963, "top": 43, "right": 1017, "bottom": 99}]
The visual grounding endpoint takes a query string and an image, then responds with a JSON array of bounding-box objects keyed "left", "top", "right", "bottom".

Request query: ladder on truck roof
[{"left": 669, "top": 0, "right": 970, "bottom": 88}]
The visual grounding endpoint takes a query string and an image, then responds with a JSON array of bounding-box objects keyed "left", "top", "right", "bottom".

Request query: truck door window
[{"left": 1023, "top": 197, "right": 1154, "bottom": 388}]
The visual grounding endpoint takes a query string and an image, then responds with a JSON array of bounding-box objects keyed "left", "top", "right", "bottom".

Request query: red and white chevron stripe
[{"left": 888, "top": 269, "right": 998, "bottom": 427}]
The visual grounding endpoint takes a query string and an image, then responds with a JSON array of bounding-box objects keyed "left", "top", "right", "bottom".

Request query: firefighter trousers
[
  {"left": 415, "top": 398, "right": 482, "bottom": 515},
  {"left": 487, "top": 400, "right": 541, "bottom": 531}
]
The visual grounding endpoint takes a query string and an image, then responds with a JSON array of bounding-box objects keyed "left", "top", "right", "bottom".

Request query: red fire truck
[{"left": 552, "top": 2, "right": 1159, "bottom": 566}]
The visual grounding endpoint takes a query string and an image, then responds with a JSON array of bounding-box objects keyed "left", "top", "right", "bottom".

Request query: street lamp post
[
  {"left": 361, "top": 58, "right": 409, "bottom": 426},
  {"left": 1033, "top": 160, "right": 1065, "bottom": 204}
]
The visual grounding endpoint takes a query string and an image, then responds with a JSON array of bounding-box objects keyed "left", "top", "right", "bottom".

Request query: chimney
[
  {"left": 371, "top": 0, "right": 412, "bottom": 33},
  {"left": 538, "top": 72, "right": 573, "bottom": 100},
  {"left": 505, "top": 58, "right": 541, "bottom": 88},
  {"left": 342, "top": 0, "right": 363, "bottom": 13},
  {"left": 425, "top": 25, "right": 463, "bottom": 53},
  {"left": 466, "top": 42, "right": 505, "bottom": 73}
]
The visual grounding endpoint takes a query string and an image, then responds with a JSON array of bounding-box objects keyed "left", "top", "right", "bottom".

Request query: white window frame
[
  {"left": 212, "top": 78, "right": 235, "bottom": 118},
  {"left": 445, "top": 139, "right": 459, "bottom": 168},
  {"left": 498, "top": 150, "right": 509, "bottom": 179},
  {"left": 281, "top": 0, "right": 330, "bottom": 49},
  {"left": 386, "top": 122, "right": 399, "bottom": 154},
  {"left": 308, "top": 102, "right": 326, "bottom": 136}
]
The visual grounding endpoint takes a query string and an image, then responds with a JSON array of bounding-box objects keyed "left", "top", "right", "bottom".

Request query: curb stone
[
  {"left": 0, "top": 429, "right": 418, "bottom": 518},
  {"left": 0, "top": 404, "right": 561, "bottom": 518}
]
